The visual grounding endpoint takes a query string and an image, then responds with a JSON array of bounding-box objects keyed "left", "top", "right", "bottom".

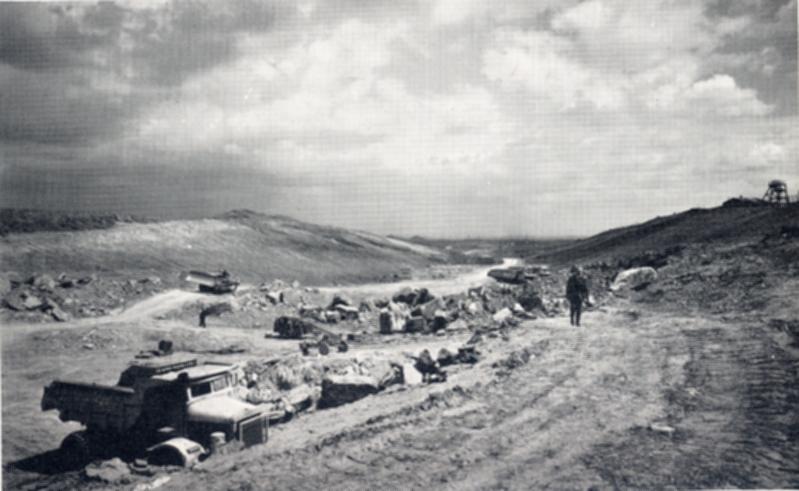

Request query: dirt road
[
  {"left": 3, "top": 259, "right": 798, "bottom": 490},
  {"left": 318, "top": 258, "right": 520, "bottom": 297},
  {"left": 160, "top": 307, "right": 799, "bottom": 490}
]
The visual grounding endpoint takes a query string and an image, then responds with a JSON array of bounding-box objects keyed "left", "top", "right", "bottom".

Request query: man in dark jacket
[{"left": 565, "top": 266, "right": 589, "bottom": 326}]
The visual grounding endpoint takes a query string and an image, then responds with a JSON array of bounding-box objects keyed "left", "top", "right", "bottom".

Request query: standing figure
[{"left": 565, "top": 266, "right": 589, "bottom": 327}]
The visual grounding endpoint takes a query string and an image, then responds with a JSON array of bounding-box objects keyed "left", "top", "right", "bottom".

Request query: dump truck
[
  {"left": 184, "top": 270, "right": 239, "bottom": 294},
  {"left": 41, "top": 357, "right": 280, "bottom": 467},
  {"left": 487, "top": 265, "right": 549, "bottom": 285}
]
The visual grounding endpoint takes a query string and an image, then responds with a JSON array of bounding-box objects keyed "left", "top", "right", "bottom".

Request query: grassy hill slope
[
  {"left": 534, "top": 203, "right": 799, "bottom": 266},
  {"left": 0, "top": 209, "right": 444, "bottom": 285}
]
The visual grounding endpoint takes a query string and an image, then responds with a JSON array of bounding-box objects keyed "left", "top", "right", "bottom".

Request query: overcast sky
[{"left": 0, "top": 0, "right": 796, "bottom": 237}]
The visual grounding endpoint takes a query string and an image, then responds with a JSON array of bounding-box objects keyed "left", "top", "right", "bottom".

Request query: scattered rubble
[
  {"left": 273, "top": 316, "right": 317, "bottom": 339},
  {"left": 84, "top": 458, "right": 133, "bottom": 485},
  {"left": 1, "top": 272, "right": 163, "bottom": 323},
  {"left": 320, "top": 374, "right": 381, "bottom": 408},
  {"left": 611, "top": 267, "right": 658, "bottom": 292}
]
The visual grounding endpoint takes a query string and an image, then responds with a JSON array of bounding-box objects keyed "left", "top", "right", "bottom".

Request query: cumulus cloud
[
  {"left": 482, "top": 29, "right": 627, "bottom": 110},
  {"left": 1, "top": 0, "right": 796, "bottom": 236},
  {"left": 0, "top": 0, "right": 281, "bottom": 145},
  {"left": 684, "top": 74, "right": 773, "bottom": 116},
  {"left": 135, "top": 19, "right": 510, "bottom": 177},
  {"left": 482, "top": 0, "right": 775, "bottom": 119}
]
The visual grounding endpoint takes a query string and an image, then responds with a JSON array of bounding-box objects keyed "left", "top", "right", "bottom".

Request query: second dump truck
[
  {"left": 184, "top": 270, "right": 239, "bottom": 294},
  {"left": 41, "top": 356, "right": 280, "bottom": 467}
]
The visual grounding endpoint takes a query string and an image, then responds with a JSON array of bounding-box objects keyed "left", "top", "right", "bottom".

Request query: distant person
[
  {"left": 198, "top": 302, "right": 232, "bottom": 328},
  {"left": 566, "top": 266, "right": 589, "bottom": 327}
]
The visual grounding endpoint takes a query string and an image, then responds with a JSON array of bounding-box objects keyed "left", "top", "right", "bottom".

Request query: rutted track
[{"left": 160, "top": 310, "right": 799, "bottom": 490}]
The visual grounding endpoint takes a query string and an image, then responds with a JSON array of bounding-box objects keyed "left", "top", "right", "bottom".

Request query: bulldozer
[{"left": 184, "top": 270, "right": 239, "bottom": 294}]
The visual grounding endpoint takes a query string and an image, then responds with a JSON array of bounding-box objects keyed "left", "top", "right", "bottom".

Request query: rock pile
[
  {"left": 1, "top": 272, "right": 164, "bottom": 323},
  {"left": 242, "top": 354, "right": 405, "bottom": 414}
]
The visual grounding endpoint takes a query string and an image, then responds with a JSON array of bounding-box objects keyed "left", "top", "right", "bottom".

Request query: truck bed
[{"left": 41, "top": 381, "right": 142, "bottom": 433}]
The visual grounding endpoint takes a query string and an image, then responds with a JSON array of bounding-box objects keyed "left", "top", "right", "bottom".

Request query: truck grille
[{"left": 239, "top": 416, "right": 267, "bottom": 447}]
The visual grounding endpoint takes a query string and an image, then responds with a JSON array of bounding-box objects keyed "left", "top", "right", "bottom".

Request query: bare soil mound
[
  {"left": 0, "top": 209, "right": 444, "bottom": 285},
  {"left": 535, "top": 203, "right": 799, "bottom": 267}
]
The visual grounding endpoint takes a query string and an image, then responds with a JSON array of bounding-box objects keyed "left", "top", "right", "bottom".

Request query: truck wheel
[{"left": 60, "top": 431, "right": 93, "bottom": 468}]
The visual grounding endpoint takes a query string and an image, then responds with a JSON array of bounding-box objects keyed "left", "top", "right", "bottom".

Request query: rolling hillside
[
  {"left": 533, "top": 203, "right": 799, "bottom": 266},
  {"left": 0, "top": 209, "right": 445, "bottom": 285}
]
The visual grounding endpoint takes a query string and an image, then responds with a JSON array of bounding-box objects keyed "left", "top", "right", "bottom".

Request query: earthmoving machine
[
  {"left": 272, "top": 316, "right": 349, "bottom": 355},
  {"left": 184, "top": 270, "right": 239, "bottom": 294},
  {"left": 487, "top": 264, "right": 549, "bottom": 284},
  {"left": 41, "top": 357, "right": 280, "bottom": 467}
]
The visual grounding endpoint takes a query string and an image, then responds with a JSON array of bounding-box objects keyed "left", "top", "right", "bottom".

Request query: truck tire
[{"left": 60, "top": 431, "right": 93, "bottom": 468}]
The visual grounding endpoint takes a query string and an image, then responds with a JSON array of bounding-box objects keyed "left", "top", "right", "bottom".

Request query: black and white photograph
[{"left": 1, "top": 0, "right": 797, "bottom": 489}]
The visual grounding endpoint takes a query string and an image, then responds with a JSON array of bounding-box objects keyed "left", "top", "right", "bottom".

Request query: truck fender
[{"left": 146, "top": 437, "right": 205, "bottom": 467}]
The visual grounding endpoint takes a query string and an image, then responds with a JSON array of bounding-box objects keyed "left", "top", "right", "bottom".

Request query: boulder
[
  {"left": 392, "top": 287, "right": 434, "bottom": 306},
  {"left": 649, "top": 422, "right": 676, "bottom": 435},
  {"left": 437, "top": 348, "right": 456, "bottom": 366},
  {"left": 379, "top": 302, "right": 410, "bottom": 334},
  {"left": 45, "top": 299, "right": 71, "bottom": 322},
  {"left": 76, "top": 274, "right": 95, "bottom": 286},
  {"left": 611, "top": 267, "right": 658, "bottom": 292},
  {"left": 392, "top": 287, "right": 417, "bottom": 305},
  {"left": 335, "top": 304, "right": 360, "bottom": 321},
  {"left": 328, "top": 294, "right": 352, "bottom": 310},
  {"left": 373, "top": 297, "right": 390, "bottom": 309},
  {"left": 144, "top": 276, "right": 162, "bottom": 286},
  {"left": 266, "top": 291, "right": 281, "bottom": 305},
  {"left": 84, "top": 458, "right": 132, "bottom": 484},
  {"left": 377, "top": 362, "right": 404, "bottom": 388},
  {"left": 0, "top": 276, "right": 11, "bottom": 297},
  {"left": 325, "top": 310, "right": 342, "bottom": 324},
  {"left": 492, "top": 307, "right": 513, "bottom": 323},
  {"left": 282, "top": 385, "right": 321, "bottom": 414},
  {"left": 413, "top": 298, "right": 446, "bottom": 321},
  {"left": 404, "top": 316, "right": 428, "bottom": 333},
  {"left": 414, "top": 288, "right": 434, "bottom": 306},
  {"left": 401, "top": 362, "right": 424, "bottom": 385},
  {"left": 57, "top": 273, "right": 75, "bottom": 288},
  {"left": 431, "top": 310, "right": 449, "bottom": 332},
  {"left": 23, "top": 293, "right": 44, "bottom": 311},
  {"left": 30, "top": 274, "right": 56, "bottom": 292},
  {"left": 281, "top": 289, "right": 304, "bottom": 306},
  {"left": 455, "top": 345, "right": 481, "bottom": 364},
  {"left": 446, "top": 318, "right": 468, "bottom": 332},
  {"left": 273, "top": 316, "right": 316, "bottom": 339},
  {"left": 517, "top": 288, "right": 544, "bottom": 311},
  {"left": 464, "top": 301, "right": 481, "bottom": 316},
  {"left": 319, "top": 374, "right": 380, "bottom": 408},
  {"left": 379, "top": 310, "right": 395, "bottom": 334}
]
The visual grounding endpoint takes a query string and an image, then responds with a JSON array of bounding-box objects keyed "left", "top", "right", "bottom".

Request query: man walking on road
[{"left": 566, "top": 265, "right": 589, "bottom": 327}]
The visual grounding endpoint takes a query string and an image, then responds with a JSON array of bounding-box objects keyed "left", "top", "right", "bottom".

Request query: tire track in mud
[
  {"left": 162, "top": 339, "right": 571, "bottom": 491},
  {"left": 584, "top": 321, "right": 799, "bottom": 489}
]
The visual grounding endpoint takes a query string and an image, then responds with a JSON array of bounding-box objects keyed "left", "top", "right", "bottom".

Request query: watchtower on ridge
[{"left": 763, "top": 179, "right": 790, "bottom": 205}]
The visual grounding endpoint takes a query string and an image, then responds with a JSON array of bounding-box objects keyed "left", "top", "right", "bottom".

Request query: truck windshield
[{"left": 189, "top": 376, "right": 229, "bottom": 398}]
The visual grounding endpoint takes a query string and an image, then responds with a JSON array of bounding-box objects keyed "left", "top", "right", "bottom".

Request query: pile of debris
[
  {"left": 373, "top": 281, "right": 551, "bottom": 337},
  {"left": 1, "top": 273, "right": 79, "bottom": 322},
  {"left": 1, "top": 272, "right": 165, "bottom": 323},
  {"left": 297, "top": 294, "right": 362, "bottom": 324},
  {"left": 241, "top": 339, "right": 484, "bottom": 417}
]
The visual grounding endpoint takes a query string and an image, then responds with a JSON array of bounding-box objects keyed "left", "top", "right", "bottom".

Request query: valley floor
[{"left": 3, "top": 264, "right": 798, "bottom": 490}]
